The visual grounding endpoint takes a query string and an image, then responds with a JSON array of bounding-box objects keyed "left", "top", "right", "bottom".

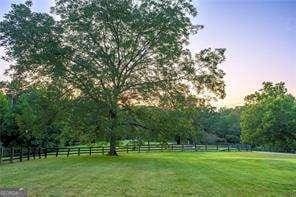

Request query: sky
[{"left": 0, "top": 0, "right": 295, "bottom": 107}]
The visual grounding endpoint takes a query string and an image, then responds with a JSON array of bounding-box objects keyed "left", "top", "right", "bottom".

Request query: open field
[{"left": 0, "top": 152, "right": 295, "bottom": 197}]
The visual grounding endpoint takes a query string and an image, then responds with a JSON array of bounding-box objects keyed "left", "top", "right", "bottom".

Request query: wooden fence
[{"left": 0, "top": 144, "right": 252, "bottom": 164}]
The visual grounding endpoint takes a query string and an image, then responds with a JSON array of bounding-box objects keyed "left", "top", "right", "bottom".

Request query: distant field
[{"left": 0, "top": 152, "right": 295, "bottom": 197}]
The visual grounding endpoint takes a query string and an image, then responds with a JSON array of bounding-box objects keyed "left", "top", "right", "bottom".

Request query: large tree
[
  {"left": 241, "top": 82, "right": 296, "bottom": 152},
  {"left": 0, "top": 0, "right": 226, "bottom": 155}
]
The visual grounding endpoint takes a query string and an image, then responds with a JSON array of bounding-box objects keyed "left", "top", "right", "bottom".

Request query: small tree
[{"left": 0, "top": 0, "right": 226, "bottom": 155}]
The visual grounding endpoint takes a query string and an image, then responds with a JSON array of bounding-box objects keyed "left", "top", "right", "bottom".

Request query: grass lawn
[{"left": 0, "top": 152, "right": 295, "bottom": 197}]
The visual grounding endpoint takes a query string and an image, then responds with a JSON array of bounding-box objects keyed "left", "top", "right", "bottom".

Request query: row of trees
[
  {"left": 1, "top": 81, "right": 295, "bottom": 152},
  {"left": 0, "top": 83, "right": 242, "bottom": 148}
]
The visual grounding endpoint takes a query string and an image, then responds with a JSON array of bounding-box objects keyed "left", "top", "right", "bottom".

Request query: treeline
[
  {"left": 0, "top": 82, "right": 295, "bottom": 152},
  {"left": 0, "top": 85, "right": 241, "bottom": 148}
]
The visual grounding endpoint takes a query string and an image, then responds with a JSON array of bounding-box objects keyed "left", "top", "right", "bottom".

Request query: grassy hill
[{"left": 0, "top": 152, "right": 295, "bottom": 197}]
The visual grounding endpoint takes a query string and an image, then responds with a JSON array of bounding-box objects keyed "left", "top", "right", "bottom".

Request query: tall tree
[{"left": 0, "top": 0, "right": 226, "bottom": 155}]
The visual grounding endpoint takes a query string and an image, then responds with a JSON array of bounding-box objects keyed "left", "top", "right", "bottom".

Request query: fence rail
[{"left": 0, "top": 144, "right": 252, "bottom": 165}]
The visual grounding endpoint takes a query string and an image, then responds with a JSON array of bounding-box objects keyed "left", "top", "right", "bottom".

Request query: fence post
[
  {"left": 10, "top": 147, "right": 14, "bottom": 163},
  {"left": 133, "top": 141, "right": 136, "bottom": 151},
  {"left": 195, "top": 143, "right": 197, "bottom": 152},
  {"left": 102, "top": 147, "right": 105, "bottom": 155},
  {"left": 90, "top": 147, "right": 92, "bottom": 155},
  {"left": 228, "top": 144, "right": 230, "bottom": 152},
  {"left": 27, "top": 147, "right": 30, "bottom": 160},
  {"left": 171, "top": 144, "right": 173, "bottom": 152},
  {"left": 78, "top": 148, "right": 80, "bottom": 156},
  {"left": 20, "top": 146, "right": 23, "bottom": 162},
  {"left": 67, "top": 148, "right": 70, "bottom": 157},
  {"left": 126, "top": 145, "right": 129, "bottom": 153},
  {"left": 148, "top": 141, "right": 150, "bottom": 152},
  {"left": 205, "top": 144, "right": 208, "bottom": 151},
  {"left": 217, "top": 144, "right": 219, "bottom": 151},
  {"left": 56, "top": 148, "right": 59, "bottom": 157},
  {"left": 182, "top": 143, "right": 184, "bottom": 152}
]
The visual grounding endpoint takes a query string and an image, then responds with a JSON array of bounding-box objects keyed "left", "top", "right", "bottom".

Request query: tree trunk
[
  {"left": 108, "top": 132, "right": 118, "bottom": 156},
  {"left": 108, "top": 108, "right": 118, "bottom": 156},
  {"left": 175, "top": 135, "right": 181, "bottom": 145}
]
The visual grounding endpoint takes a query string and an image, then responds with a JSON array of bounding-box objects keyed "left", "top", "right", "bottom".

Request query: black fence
[{"left": 0, "top": 143, "right": 253, "bottom": 165}]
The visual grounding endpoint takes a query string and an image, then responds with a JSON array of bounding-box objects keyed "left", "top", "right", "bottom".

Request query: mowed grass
[{"left": 0, "top": 152, "right": 295, "bottom": 197}]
